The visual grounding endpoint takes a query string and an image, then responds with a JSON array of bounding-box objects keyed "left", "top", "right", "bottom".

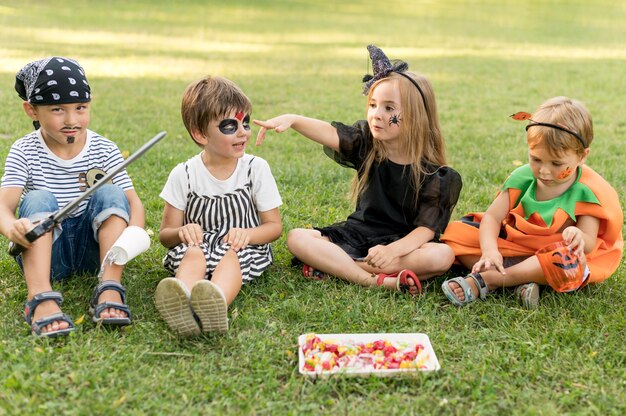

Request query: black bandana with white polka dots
[{"left": 15, "top": 56, "right": 91, "bottom": 105}]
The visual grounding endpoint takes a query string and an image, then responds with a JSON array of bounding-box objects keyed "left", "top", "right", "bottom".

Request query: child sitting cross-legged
[
  {"left": 441, "top": 97, "right": 623, "bottom": 309},
  {"left": 254, "top": 45, "right": 462, "bottom": 295}
]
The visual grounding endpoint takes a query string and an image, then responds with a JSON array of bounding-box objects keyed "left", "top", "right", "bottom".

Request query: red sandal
[
  {"left": 376, "top": 269, "right": 422, "bottom": 296},
  {"left": 302, "top": 264, "right": 327, "bottom": 281}
]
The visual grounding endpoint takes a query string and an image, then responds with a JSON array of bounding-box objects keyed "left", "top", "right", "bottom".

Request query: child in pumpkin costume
[{"left": 441, "top": 96, "right": 623, "bottom": 309}]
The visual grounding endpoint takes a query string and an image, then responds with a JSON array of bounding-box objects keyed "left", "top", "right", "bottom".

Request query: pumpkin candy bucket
[{"left": 536, "top": 241, "right": 584, "bottom": 292}]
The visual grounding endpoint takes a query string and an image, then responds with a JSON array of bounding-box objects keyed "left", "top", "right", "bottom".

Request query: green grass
[{"left": 1, "top": 0, "right": 625, "bottom": 414}]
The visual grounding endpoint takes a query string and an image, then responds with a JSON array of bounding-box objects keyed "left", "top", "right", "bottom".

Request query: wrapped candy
[{"left": 300, "top": 333, "right": 430, "bottom": 373}]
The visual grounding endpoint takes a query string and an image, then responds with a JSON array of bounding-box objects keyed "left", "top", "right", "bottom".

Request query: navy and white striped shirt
[{"left": 1, "top": 129, "right": 133, "bottom": 217}]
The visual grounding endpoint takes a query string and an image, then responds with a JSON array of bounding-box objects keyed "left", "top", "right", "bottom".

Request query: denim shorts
[{"left": 16, "top": 184, "right": 130, "bottom": 281}]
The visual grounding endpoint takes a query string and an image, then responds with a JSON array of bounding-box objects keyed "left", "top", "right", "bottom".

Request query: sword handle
[{"left": 8, "top": 217, "right": 56, "bottom": 256}]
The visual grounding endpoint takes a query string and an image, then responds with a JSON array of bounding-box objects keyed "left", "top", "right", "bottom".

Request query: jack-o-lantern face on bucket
[
  {"left": 551, "top": 251, "right": 580, "bottom": 271},
  {"left": 536, "top": 241, "right": 584, "bottom": 292}
]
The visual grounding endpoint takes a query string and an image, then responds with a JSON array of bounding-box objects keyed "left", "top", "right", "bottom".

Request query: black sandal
[
  {"left": 24, "top": 291, "right": 75, "bottom": 338},
  {"left": 89, "top": 280, "right": 132, "bottom": 326}
]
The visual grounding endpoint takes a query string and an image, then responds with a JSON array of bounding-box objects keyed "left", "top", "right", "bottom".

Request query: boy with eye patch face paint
[
  {"left": 441, "top": 97, "right": 623, "bottom": 309},
  {"left": 155, "top": 75, "right": 282, "bottom": 336}
]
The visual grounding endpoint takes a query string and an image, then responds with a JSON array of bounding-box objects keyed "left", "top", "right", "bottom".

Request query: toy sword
[{"left": 8, "top": 130, "right": 167, "bottom": 256}]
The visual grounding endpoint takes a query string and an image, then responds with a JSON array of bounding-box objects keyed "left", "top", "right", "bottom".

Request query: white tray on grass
[{"left": 298, "top": 333, "right": 440, "bottom": 378}]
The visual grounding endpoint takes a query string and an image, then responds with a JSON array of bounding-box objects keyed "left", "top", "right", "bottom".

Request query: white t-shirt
[
  {"left": 1, "top": 129, "right": 133, "bottom": 217},
  {"left": 160, "top": 153, "right": 282, "bottom": 213}
]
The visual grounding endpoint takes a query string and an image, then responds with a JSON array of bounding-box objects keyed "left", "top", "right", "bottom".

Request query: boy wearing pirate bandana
[{"left": 0, "top": 57, "right": 145, "bottom": 337}]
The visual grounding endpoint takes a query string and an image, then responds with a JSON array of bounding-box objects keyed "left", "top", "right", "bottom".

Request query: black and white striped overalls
[{"left": 163, "top": 158, "right": 273, "bottom": 283}]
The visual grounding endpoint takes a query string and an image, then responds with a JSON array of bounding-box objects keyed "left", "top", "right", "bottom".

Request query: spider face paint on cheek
[
  {"left": 67, "top": 136, "right": 75, "bottom": 144},
  {"left": 218, "top": 114, "right": 251, "bottom": 135},
  {"left": 388, "top": 114, "right": 401, "bottom": 126},
  {"left": 557, "top": 166, "right": 573, "bottom": 180}
]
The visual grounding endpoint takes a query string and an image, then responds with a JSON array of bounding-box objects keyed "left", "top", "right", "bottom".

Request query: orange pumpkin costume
[{"left": 441, "top": 164, "right": 623, "bottom": 283}]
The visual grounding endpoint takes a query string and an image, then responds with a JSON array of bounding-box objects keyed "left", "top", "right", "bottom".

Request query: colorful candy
[{"left": 301, "top": 334, "right": 430, "bottom": 373}]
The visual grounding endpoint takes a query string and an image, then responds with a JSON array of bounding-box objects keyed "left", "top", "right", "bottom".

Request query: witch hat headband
[
  {"left": 510, "top": 111, "right": 588, "bottom": 149},
  {"left": 362, "top": 45, "right": 427, "bottom": 106}
]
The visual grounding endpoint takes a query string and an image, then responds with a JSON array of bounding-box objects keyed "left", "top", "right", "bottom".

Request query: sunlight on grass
[
  {"left": 340, "top": 45, "right": 626, "bottom": 60},
  {"left": 2, "top": 41, "right": 626, "bottom": 81},
  {"left": 0, "top": 27, "right": 272, "bottom": 54},
  {"left": 0, "top": 6, "right": 17, "bottom": 16}
]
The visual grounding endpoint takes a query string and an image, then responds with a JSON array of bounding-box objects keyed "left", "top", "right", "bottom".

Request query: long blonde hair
[{"left": 351, "top": 72, "right": 447, "bottom": 207}]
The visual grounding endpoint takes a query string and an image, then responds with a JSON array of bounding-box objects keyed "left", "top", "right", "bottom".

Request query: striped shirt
[{"left": 1, "top": 129, "right": 133, "bottom": 217}]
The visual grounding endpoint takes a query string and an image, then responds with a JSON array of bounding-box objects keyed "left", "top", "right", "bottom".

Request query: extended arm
[{"left": 254, "top": 114, "right": 340, "bottom": 151}]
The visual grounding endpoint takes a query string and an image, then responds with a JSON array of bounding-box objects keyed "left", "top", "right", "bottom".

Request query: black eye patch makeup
[{"left": 218, "top": 114, "right": 250, "bottom": 135}]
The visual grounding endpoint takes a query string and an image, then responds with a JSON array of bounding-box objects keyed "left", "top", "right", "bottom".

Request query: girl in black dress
[{"left": 254, "top": 45, "right": 461, "bottom": 295}]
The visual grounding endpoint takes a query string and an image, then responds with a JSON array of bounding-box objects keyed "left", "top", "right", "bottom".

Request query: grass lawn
[{"left": 1, "top": 0, "right": 625, "bottom": 414}]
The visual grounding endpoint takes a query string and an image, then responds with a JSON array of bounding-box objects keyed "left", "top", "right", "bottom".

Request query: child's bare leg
[
  {"left": 483, "top": 257, "right": 547, "bottom": 288},
  {"left": 175, "top": 246, "right": 208, "bottom": 291},
  {"left": 207, "top": 249, "right": 242, "bottom": 305},
  {"left": 182, "top": 248, "right": 235, "bottom": 333},
  {"left": 448, "top": 256, "right": 547, "bottom": 301},
  {"left": 457, "top": 255, "right": 480, "bottom": 270},
  {"left": 23, "top": 232, "right": 67, "bottom": 334},
  {"left": 97, "top": 215, "right": 130, "bottom": 319},
  {"left": 358, "top": 242, "right": 455, "bottom": 280},
  {"left": 155, "top": 246, "right": 207, "bottom": 336},
  {"left": 287, "top": 228, "right": 399, "bottom": 290}
]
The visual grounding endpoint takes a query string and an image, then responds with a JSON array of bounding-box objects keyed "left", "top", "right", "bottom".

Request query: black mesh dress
[{"left": 316, "top": 120, "right": 462, "bottom": 259}]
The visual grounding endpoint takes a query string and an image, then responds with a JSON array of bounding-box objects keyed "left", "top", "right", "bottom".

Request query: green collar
[{"left": 503, "top": 165, "right": 600, "bottom": 227}]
